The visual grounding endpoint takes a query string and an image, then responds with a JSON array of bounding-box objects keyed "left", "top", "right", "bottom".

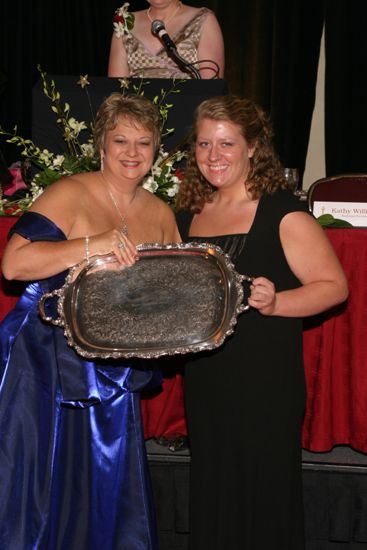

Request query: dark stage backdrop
[{"left": 0, "top": 0, "right": 366, "bottom": 181}]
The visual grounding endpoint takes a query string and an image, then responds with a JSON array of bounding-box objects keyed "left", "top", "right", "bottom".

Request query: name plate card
[{"left": 313, "top": 201, "right": 367, "bottom": 226}]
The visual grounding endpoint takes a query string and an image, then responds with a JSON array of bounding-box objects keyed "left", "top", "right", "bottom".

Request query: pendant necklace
[
  {"left": 147, "top": 1, "right": 182, "bottom": 25},
  {"left": 102, "top": 173, "right": 138, "bottom": 237}
]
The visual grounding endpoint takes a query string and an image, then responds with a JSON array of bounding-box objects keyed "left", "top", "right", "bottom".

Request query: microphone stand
[
  {"left": 168, "top": 48, "right": 201, "bottom": 79},
  {"left": 165, "top": 44, "right": 220, "bottom": 79}
]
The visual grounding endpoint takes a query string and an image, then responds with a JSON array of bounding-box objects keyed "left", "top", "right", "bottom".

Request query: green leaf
[{"left": 317, "top": 214, "right": 353, "bottom": 228}]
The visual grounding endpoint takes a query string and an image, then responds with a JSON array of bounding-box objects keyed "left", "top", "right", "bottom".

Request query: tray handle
[
  {"left": 238, "top": 274, "right": 254, "bottom": 313},
  {"left": 39, "top": 289, "right": 65, "bottom": 326}
]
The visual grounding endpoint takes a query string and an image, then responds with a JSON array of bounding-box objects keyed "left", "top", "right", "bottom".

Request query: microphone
[
  {"left": 151, "top": 20, "right": 177, "bottom": 52},
  {"left": 151, "top": 19, "right": 201, "bottom": 79}
]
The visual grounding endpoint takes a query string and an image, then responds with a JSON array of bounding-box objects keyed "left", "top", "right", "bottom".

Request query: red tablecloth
[
  {"left": 302, "top": 228, "right": 367, "bottom": 452},
  {"left": 0, "top": 217, "right": 23, "bottom": 320},
  {"left": 1, "top": 218, "right": 367, "bottom": 452}
]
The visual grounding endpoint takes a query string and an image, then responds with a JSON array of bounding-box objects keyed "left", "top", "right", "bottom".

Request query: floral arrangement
[
  {"left": 0, "top": 67, "right": 187, "bottom": 215},
  {"left": 112, "top": 3, "right": 135, "bottom": 37},
  {"left": 143, "top": 147, "right": 186, "bottom": 203}
]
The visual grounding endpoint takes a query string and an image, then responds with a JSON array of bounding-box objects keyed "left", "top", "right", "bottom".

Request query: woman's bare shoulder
[
  {"left": 28, "top": 172, "right": 99, "bottom": 227},
  {"left": 32, "top": 172, "right": 93, "bottom": 202}
]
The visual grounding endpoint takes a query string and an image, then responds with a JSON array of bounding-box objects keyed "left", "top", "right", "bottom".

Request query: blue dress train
[{"left": 0, "top": 212, "right": 160, "bottom": 550}]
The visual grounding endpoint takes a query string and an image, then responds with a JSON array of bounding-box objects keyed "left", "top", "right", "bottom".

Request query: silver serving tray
[{"left": 39, "top": 242, "right": 252, "bottom": 359}]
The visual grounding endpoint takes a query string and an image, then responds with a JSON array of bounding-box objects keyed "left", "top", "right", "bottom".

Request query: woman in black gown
[{"left": 175, "top": 95, "right": 348, "bottom": 550}]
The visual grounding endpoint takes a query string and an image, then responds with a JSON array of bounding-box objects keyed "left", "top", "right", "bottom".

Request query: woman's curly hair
[{"left": 175, "top": 95, "right": 290, "bottom": 213}]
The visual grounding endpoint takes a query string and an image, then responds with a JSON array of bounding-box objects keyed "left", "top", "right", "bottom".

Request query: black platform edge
[
  {"left": 302, "top": 446, "right": 367, "bottom": 473},
  {"left": 146, "top": 439, "right": 367, "bottom": 472},
  {"left": 146, "top": 438, "right": 190, "bottom": 464},
  {"left": 302, "top": 462, "right": 367, "bottom": 474}
]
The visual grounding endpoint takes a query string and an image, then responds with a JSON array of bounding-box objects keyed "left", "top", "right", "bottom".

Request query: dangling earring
[{"left": 100, "top": 154, "right": 104, "bottom": 172}]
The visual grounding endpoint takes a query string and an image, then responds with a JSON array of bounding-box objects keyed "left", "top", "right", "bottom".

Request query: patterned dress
[{"left": 121, "top": 8, "right": 211, "bottom": 78}]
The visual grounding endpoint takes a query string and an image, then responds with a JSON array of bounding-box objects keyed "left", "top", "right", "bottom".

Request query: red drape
[{"left": 1, "top": 217, "right": 367, "bottom": 452}]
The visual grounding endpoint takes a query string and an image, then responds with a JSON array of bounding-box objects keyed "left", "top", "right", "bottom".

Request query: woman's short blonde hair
[{"left": 94, "top": 92, "right": 162, "bottom": 156}]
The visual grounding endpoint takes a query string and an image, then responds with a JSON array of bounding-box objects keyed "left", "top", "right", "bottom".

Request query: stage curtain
[
  {"left": 0, "top": 1, "right": 366, "bottom": 182},
  {"left": 203, "top": 0, "right": 324, "bottom": 178},
  {"left": 0, "top": 0, "right": 118, "bottom": 164},
  {"left": 324, "top": 0, "right": 367, "bottom": 175}
]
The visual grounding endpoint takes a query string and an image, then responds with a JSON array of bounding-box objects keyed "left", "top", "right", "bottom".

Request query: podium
[{"left": 32, "top": 76, "right": 228, "bottom": 154}]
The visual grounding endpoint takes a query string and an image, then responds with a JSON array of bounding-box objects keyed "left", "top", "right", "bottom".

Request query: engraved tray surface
[{"left": 39, "top": 243, "right": 250, "bottom": 359}]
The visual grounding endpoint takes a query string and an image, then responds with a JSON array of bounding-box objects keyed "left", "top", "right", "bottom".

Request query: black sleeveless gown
[{"left": 176, "top": 190, "right": 309, "bottom": 550}]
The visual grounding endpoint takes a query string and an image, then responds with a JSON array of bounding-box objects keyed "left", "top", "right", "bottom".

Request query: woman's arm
[
  {"left": 108, "top": 34, "right": 130, "bottom": 77},
  {"left": 1, "top": 180, "right": 136, "bottom": 281},
  {"left": 248, "top": 211, "right": 348, "bottom": 317},
  {"left": 197, "top": 12, "right": 225, "bottom": 79},
  {"left": 2, "top": 227, "right": 136, "bottom": 282}
]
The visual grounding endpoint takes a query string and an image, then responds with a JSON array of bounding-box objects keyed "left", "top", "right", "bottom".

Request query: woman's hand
[
  {"left": 90, "top": 228, "right": 138, "bottom": 267},
  {"left": 246, "top": 212, "right": 349, "bottom": 318},
  {"left": 248, "top": 276, "right": 277, "bottom": 315}
]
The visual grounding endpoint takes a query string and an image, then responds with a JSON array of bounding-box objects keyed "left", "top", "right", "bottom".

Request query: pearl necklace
[
  {"left": 147, "top": 1, "right": 182, "bottom": 25},
  {"left": 101, "top": 172, "right": 138, "bottom": 237}
]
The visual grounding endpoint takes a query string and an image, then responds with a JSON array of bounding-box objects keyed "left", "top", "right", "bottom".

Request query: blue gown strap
[{"left": 9, "top": 211, "right": 67, "bottom": 242}]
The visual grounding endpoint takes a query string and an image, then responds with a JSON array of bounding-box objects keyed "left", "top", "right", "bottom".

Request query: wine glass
[{"left": 284, "top": 168, "right": 300, "bottom": 192}]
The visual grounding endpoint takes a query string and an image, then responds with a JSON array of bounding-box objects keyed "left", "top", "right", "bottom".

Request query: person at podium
[{"left": 108, "top": 1, "right": 225, "bottom": 79}]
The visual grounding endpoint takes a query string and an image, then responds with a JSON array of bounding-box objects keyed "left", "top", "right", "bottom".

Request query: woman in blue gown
[{"left": 0, "top": 93, "right": 179, "bottom": 550}]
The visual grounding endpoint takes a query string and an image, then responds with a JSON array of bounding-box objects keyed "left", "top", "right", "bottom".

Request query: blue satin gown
[{"left": 0, "top": 212, "right": 161, "bottom": 550}]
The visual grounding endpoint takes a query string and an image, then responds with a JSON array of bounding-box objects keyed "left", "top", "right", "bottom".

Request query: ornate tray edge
[{"left": 45, "top": 242, "right": 251, "bottom": 359}]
